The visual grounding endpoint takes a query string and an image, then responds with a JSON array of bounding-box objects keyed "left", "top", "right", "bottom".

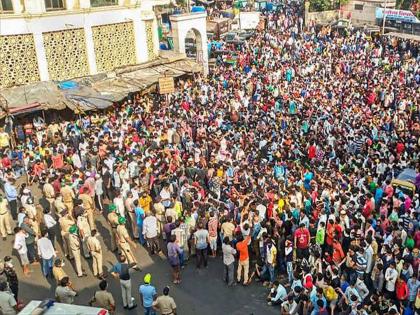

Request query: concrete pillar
[
  {"left": 304, "top": 1, "right": 310, "bottom": 26},
  {"left": 79, "top": 0, "right": 91, "bottom": 8},
  {"left": 200, "top": 32, "right": 208, "bottom": 76},
  {"left": 33, "top": 33, "right": 50, "bottom": 81},
  {"left": 84, "top": 24, "right": 98, "bottom": 75},
  {"left": 152, "top": 17, "right": 160, "bottom": 56},
  {"left": 133, "top": 18, "right": 148, "bottom": 63},
  {"left": 66, "top": 0, "right": 79, "bottom": 10},
  {"left": 11, "top": 0, "right": 24, "bottom": 14},
  {"left": 24, "top": 0, "right": 45, "bottom": 14}
]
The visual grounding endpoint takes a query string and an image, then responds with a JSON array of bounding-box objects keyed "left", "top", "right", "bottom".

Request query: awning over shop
[
  {"left": 383, "top": 32, "right": 420, "bottom": 41},
  {"left": 0, "top": 56, "right": 202, "bottom": 118},
  {"left": 0, "top": 81, "right": 68, "bottom": 118}
]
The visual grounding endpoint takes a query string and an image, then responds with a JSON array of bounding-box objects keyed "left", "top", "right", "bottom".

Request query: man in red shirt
[
  {"left": 1, "top": 155, "right": 11, "bottom": 169},
  {"left": 294, "top": 223, "right": 310, "bottom": 259},
  {"left": 236, "top": 235, "right": 251, "bottom": 285},
  {"left": 362, "top": 193, "right": 374, "bottom": 218}
]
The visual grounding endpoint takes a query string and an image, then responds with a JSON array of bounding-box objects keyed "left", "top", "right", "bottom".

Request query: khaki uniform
[
  {"left": 92, "top": 290, "right": 115, "bottom": 312},
  {"left": 116, "top": 225, "right": 137, "bottom": 265},
  {"left": 87, "top": 235, "right": 103, "bottom": 276},
  {"left": 77, "top": 215, "right": 91, "bottom": 258},
  {"left": 107, "top": 212, "right": 119, "bottom": 251},
  {"left": 0, "top": 199, "right": 12, "bottom": 238},
  {"left": 43, "top": 183, "right": 56, "bottom": 212},
  {"left": 60, "top": 185, "right": 75, "bottom": 214},
  {"left": 154, "top": 202, "right": 165, "bottom": 236},
  {"left": 79, "top": 193, "right": 96, "bottom": 230},
  {"left": 69, "top": 233, "right": 83, "bottom": 276},
  {"left": 153, "top": 295, "right": 177, "bottom": 315},
  {"left": 59, "top": 216, "right": 75, "bottom": 257},
  {"left": 54, "top": 197, "right": 66, "bottom": 215}
]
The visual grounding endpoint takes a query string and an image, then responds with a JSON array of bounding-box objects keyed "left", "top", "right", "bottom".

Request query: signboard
[
  {"left": 375, "top": 8, "right": 419, "bottom": 23},
  {"left": 239, "top": 12, "right": 261, "bottom": 30},
  {"left": 197, "top": 50, "right": 203, "bottom": 64},
  {"left": 158, "top": 77, "right": 175, "bottom": 94}
]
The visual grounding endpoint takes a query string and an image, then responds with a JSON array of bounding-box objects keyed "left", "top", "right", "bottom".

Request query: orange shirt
[
  {"left": 52, "top": 154, "right": 64, "bottom": 169},
  {"left": 332, "top": 242, "right": 344, "bottom": 264},
  {"left": 326, "top": 224, "right": 335, "bottom": 246},
  {"left": 236, "top": 235, "right": 251, "bottom": 261}
]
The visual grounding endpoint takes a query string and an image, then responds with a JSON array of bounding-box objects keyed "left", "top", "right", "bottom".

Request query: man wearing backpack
[{"left": 261, "top": 237, "right": 277, "bottom": 285}]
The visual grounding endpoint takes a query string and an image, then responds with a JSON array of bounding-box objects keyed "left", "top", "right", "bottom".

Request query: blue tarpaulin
[
  {"left": 191, "top": 6, "right": 206, "bottom": 12},
  {"left": 58, "top": 81, "right": 78, "bottom": 90}
]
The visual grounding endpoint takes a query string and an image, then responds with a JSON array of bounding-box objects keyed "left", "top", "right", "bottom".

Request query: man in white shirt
[
  {"left": 364, "top": 240, "right": 374, "bottom": 275},
  {"left": 256, "top": 204, "right": 266, "bottom": 221},
  {"left": 113, "top": 191, "right": 125, "bottom": 218},
  {"left": 159, "top": 185, "right": 171, "bottom": 208},
  {"left": 13, "top": 226, "right": 29, "bottom": 276},
  {"left": 222, "top": 237, "right": 237, "bottom": 286},
  {"left": 142, "top": 212, "right": 160, "bottom": 255},
  {"left": 43, "top": 209, "right": 57, "bottom": 249},
  {"left": 384, "top": 262, "right": 398, "bottom": 298},
  {"left": 37, "top": 229, "right": 56, "bottom": 278}
]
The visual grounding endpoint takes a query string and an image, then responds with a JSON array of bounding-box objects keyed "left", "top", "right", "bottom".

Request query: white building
[
  {"left": 342, "top": 0, "right": 396, "bottom": 25},
  {"left": 0, "top": 0, "right": 169, "bottom": 88}
]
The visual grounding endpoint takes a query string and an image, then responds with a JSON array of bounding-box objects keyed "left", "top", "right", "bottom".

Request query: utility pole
[{"left": 382, "top": 0, "right": 388, "bottom": 35}]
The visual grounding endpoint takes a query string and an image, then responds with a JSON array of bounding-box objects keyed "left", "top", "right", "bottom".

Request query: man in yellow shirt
[
  {"left": 139, "top": 192, "right": 152, "bottom": 215},
  {"left": 0, "top": 128, "right": 10, "bottom": 149}
]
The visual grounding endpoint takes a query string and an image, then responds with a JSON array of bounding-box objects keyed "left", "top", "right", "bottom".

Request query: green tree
[
  {"left": 309, "top": 0, "right": 330, "bottom": 12},
  {"left": 308, "top": 0, "right": 349, "bottom": 12}
]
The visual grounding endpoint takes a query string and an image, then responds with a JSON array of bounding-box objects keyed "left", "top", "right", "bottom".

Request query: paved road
[{"left": 1, "top": 182, "right": 277, "bottom": 315}]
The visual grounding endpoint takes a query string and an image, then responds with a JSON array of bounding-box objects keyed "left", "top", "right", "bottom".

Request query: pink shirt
[{"left": 208, "top": 217, "right": 218, "bottom": 238}]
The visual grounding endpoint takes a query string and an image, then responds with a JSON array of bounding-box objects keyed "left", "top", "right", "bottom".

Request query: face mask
[{"left": 5, "top": 262, "right": 13, "bottom": 268}]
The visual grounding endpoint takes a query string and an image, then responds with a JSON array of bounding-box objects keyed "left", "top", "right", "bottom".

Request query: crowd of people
[{"left": 0, "top": 0, "right": 420, "bottom": 314}]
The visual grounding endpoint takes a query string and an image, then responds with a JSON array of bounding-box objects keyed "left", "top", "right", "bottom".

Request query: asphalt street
[{"left": 0, "top": 181, "right": 277, "bottom": 315}]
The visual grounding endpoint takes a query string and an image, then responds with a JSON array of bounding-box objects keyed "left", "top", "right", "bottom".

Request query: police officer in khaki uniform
[
  {"left": 154, "top": 197, "right": 165, "bottom": 236},
  {"left": 54, "top": 193, "right": 66, "bottom": 215},
  {"left": 107, "top": 204, "right": 119, "bottom": 252},
  {"left": 43, "top": 177, "right": 56, "bottom": 213},
  {"left": 90, "top": 280, "right": 115, "bottom": 313},
  {"left": 116, "top": 216, "right": 139, "bottom": 269},
  {"left": 0, "top": 196, "right": 12, "bottom": 240},
  {"left": 87, "top": 229, "right": 104, "bottom": 279},
  {"left": 68, "top": 225, "right": 87, "bottom": 278},
  {"left": 59, "top": 210, "right": 75, "bottom": 258},
  {"left": 79, "top": 187, "right": 96, "bottom": 230},
  {"left": 60, "top": 182, "right": 75, "bottom": 214},
  {"left": 76, "top": 210, "right": 91, "bottom": 259}
]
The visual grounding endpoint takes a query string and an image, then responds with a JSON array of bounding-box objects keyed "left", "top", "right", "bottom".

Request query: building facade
[
  {"left": 341, "top": 0, "right": 396, "bottom": 25},
  {"left": 0, "top": 0, "right": 168, "bottom": 88}
]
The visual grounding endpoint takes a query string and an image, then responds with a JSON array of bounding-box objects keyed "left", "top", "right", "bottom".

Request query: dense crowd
[{"left": 0, "top": 1, "right": 419, "bottom": 315}]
